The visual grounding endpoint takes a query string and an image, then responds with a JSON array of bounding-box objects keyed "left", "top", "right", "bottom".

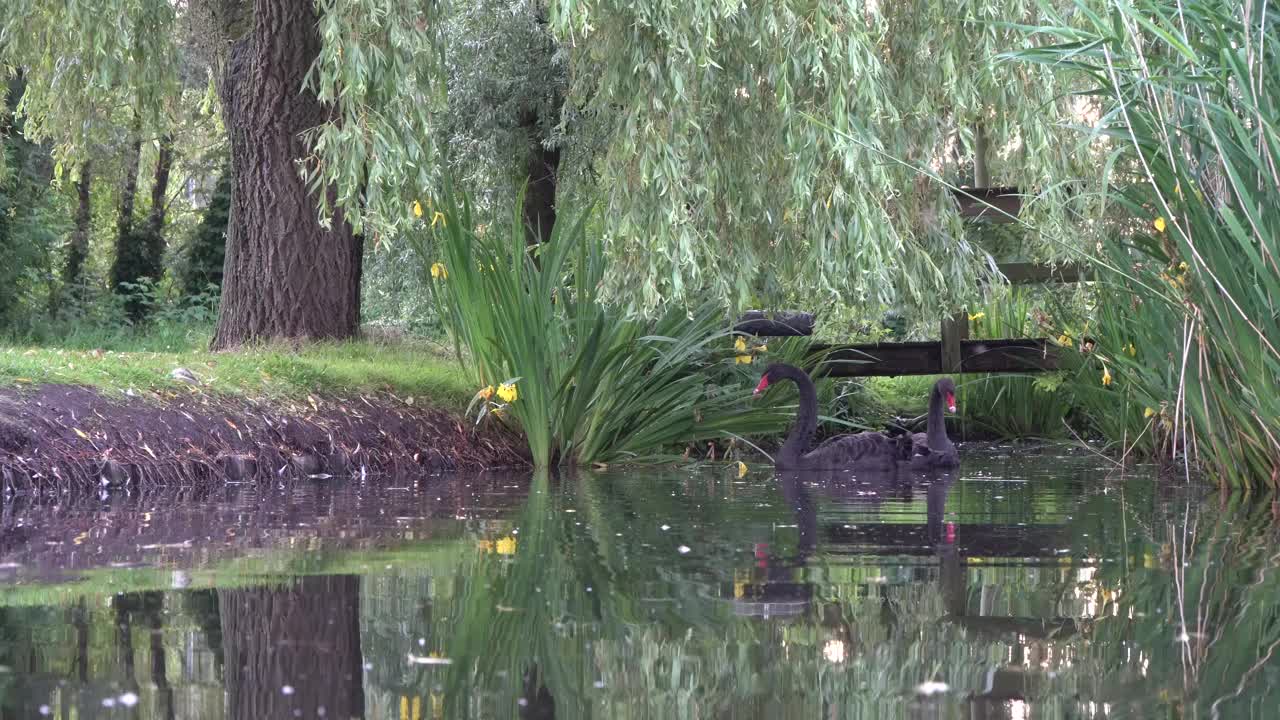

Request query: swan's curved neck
[
  {"left": 777, "top": 366, "right": 819, "bottom": 467},
  {"left": 927, "top": 384, "right": 951, "bottom": 450}
]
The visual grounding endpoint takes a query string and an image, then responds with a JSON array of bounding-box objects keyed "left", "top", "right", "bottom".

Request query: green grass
[{"left": 0, "top": 334, "right": 476, "bottom": 410}]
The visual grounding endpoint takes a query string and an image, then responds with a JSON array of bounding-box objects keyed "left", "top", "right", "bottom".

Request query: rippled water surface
[{"left": 1, "top": 449, "right": 1277, "bottom": 719}]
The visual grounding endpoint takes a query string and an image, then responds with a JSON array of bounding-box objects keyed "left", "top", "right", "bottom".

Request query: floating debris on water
[
  {"left": 281, "top": 685, "right": 295, "bottom": 695},
  {"left": 915, "top": 681, "right": 949, "bottom": 696},
  {"left": 677, "top": 545, "right": 691, "bottom": 554},
  {"left": 408, "top": 654, "right": 453, "bottom": 665}
]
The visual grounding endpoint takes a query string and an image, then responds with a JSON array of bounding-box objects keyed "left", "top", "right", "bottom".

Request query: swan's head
[
  {"left": 753, "top": 364, "right": 786, "bottom": 395},
  {"left": 937, "top": 377, "right": 957, "bottom": 413}
]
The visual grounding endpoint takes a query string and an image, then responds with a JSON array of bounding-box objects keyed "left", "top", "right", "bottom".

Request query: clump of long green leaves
[
  {"left": 959, "top": 288, "right": 1077, "bottom": 439},
  {"left": 410, "top": 181, "right": 790, "bottom": 467},
  {"left": 1016, "top": 1, "right": 1280, "bottom": 487}
]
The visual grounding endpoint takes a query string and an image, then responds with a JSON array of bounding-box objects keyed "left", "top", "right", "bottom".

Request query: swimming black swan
[
  {"left": 754, "top": 363, "right": 900, "bottom": 470},
  {"left": 899, "top": 378, "right": 960, "bottom": 469}
]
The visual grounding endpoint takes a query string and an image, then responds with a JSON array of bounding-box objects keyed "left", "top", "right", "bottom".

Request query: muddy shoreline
[{"left": 0, "top": 385, "right": 526, "bottom": 492}]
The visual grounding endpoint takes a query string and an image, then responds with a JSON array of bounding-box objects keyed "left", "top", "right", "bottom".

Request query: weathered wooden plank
[
  {"left": 940, "top": 311, "right": 970, "bottom": 372},
  {"left": 996, "top": 261, "right": 1092, "bottom": 284},
  {"left": 813, "top": 338, "right": 1059, "bottom": 377},
  {"left": 734, "top": 311, "right": 815, "bottom": 336},
  {"left": 952, "top": 186, "right": 1022, "bottom": 223}
]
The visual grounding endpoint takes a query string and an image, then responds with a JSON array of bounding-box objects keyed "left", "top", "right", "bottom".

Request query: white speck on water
[
  {"left": 118, "top": 692, "right": 139, "bottom": 707},
  {"left": 517, "top": 698, "right": 529, "bottom": 707},
  {"left": 661, "top": 524, "right": 671, "bottom": 531},
  {"left": 993, "top": 496, "right": 1004, "bottom": 500},
  {"left": 101, "top": 698, "right": 116, "bottom": 708},
  {"left": 364, "top": 662, "right": 374, "bottom": 671},
  {"left": 418, "top": 638, "right": 426, "bottom": 646},
  {"left": 317, "top": 707, "right": 327, "bottom": 717},
  {"left": 586, "top": 586, "right": 592, "bottom": 592},
  {"left": 565, "top": 509, "right": 576, "bottom": 513},
  {"left": 915, "top": 681, "right": 949, "bottom": 696},
  {"left": 281, "top": 685, "right": 295, "bottom": 695},
  {"left": 38, "top": 706, "right": 50, "bottom": 716},
  {"left": 677, "top": 545, "right": 691, "bottom": 554},
  {"left": 407, "top": 654, "right": 453, "bottom": 665},
  {"left": 594, "top": 680, "right": 606, "bottom": 688}
]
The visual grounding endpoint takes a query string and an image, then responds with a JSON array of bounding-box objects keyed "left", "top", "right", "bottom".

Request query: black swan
[
  {"left": 754, "top": 363, "right": 900, "bottom": 470},
  {"left": 899, "top": 378, "right": 960, "bottom": 469}
]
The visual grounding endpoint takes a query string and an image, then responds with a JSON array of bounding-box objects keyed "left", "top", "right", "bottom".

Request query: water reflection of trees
[{"left": 0, "top": 468, "right": 1277, "bottom": 718}]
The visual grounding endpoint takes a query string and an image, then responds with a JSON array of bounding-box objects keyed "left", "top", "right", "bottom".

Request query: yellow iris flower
[
  {"left": 431, "top": 262, "right": 448, "bottom": 279},
  {"left": 1153, "top": 216, "right": 1167, "bottom": 233},
  {"left": 431, "top": 211, "right": 447, "bottom": 228},
  {"left": 497, "top": 382, "right": 518, "bottom": 403},
  {"left": 495, "top": 536, "right": 517, "bottom": 555},
  {"left": 1102, "top": 367, "right": 1113, "bottom": 386},
  {"left": 413, "top": 200, "right": 424, "bottom": 218},
  {"left": 478, "top": 385, "right": 495, "bottom": 400},
  {"left": 1144, "top": 407, "right": 1156, "bottom": 418}
]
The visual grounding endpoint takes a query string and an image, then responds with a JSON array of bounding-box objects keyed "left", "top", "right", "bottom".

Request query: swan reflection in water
[{"left": 730, "top": 466, "right": 960, "bottom": 621}]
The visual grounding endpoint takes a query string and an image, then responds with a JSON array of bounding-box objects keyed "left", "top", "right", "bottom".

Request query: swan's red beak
[
  {"left": 946, "top": 392, "right": 957, "bottom": 413},
  {"left": 753, "top": 375, "right": 770, "bottom": 395}
]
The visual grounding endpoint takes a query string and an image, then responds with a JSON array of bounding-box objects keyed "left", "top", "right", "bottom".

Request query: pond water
[{"left": 0, "top": 450, "right": 1277, "bottom": 719}]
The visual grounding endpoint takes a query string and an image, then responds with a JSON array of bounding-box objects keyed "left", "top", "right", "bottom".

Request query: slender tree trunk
[
  {"left": 219, "top": 576, "right": 365, "bottom": 718},
  {"left": 519, "top": 109, "right": 560, "bottom": 246},
  {"left": 110, "top": 117, "right": 144, "bottom": 293},
  {"left": 63, "top": 161, "right": 93, "bottom": 289},
  {"left": 146, "top": 135, "right": 175, "bottom": 237},
  {"left": 211, "top": 0, "right": 362, "bottom": 349}
]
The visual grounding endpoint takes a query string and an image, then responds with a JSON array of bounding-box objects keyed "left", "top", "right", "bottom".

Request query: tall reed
[
  {"left": 1016, "top": 1, "right": 1280, "bottom": 488},
  {"left": 410, "top": 181, "right": 790, "bottom": 467}
]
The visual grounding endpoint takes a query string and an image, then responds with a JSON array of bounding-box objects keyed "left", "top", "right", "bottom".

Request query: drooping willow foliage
[{"left": 2, "top": 0, "right": 1105, "bottom": 318}]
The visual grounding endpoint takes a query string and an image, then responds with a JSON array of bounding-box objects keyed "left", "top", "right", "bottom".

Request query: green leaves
[
  {"left": 1012, "top": 0, "right": 1280, "bottom": 488},
  {"left": 413, "top": 180, "right": 790, "bottom": 467}
]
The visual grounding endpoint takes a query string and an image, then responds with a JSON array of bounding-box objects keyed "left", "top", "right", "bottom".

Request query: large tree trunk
[
  {"left": 146, "top": 135, "right": 175, "bottom": 237},
  {"left": 62, "top": 161, "right": 93, "bottom": 289},
  {"left": 211, "top": 0, "right": 362, "bottom": 349},
  {"left": 219, "top": 576, "right": 365, "bottom": 718}
]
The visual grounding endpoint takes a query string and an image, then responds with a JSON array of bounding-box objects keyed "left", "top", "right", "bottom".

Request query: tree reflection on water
[{"left": 0, "top": 456, "right": 1276, "bottom": 718}]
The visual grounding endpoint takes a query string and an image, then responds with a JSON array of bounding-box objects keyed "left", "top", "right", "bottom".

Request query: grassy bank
[{"left": 0, "top": 332, "right": 475, "bottom": 411}]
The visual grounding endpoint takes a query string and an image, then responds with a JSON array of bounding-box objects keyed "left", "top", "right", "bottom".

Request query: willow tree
[
  {"left": 0, "top": 0, "right": 442, "bottom": 347},
  {"left": 545, "top": 1, "right": 1102, "bottom": 314},
  {"left": 2, "top": 0, "right": 1097, "bottom": 344}
]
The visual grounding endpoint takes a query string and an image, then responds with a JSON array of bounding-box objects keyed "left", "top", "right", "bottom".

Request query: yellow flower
[
  {"left": 413, "top": 200, "right": 424, "bottom": 218},
  {"left": 495, "top": 536, "right": 517, "bottom": 555},
  {"left": 431, "top": 262, "right": 448, "bottom": 279},
  {"left": 734, "top": 337, "right": 747, "bottom": 352},
  {"left": 1126, "top": 343, "right": 1137, "bottom": 357},
  {"left": 968, "top": 312, "right": 986, "bottom": 322},
  {"left": 1144, "top": 407, "right": 1156, "bottom": 418},
  {"left": 1058, "top": 333, "right": 1073, "bottom": 346},
  {"left": 1178, "top": 261, "right": 1189, "bottom": 272},
  {"left": 431, "top": 210, "right": 447, "bottom": 228},
  {"left": 735, "top": 355, "right": 753, "bottom": 364},
  {"left": 1101, "top": 367, "right": 1113, "bottom": 386},
  {"left": 736, "top": 461, "right": 748, "bottom": 479},
  {"left": 757, "top": 344, "right": 767, "bottom": 353},
  {"left": 1153, "top": 216, "right": 1167, "bottom": 233},
  {"left": 478, "top": 385, "right": 495, "bottom": 401},
  {"left": 497, "top": 382, "right": 518, "bottom": 403}
]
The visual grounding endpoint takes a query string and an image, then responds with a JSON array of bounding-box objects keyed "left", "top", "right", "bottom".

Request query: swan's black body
[
  {"left": 899, "top": 378, "right": 961, "bottom": 469},
  {"left": 755, "top": 365, "right": 960, "bottom": 471},
  {"left": 755, "top": 364, "right": 900, "bottom": 470}
]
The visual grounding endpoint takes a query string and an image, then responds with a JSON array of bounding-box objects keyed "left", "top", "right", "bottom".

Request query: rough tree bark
[
  {"left": 62, "top": 160, "right": 93, "bottom": 289},
  {"left": 211, "top": 0, "right": 362, "bottom": 349},
  {"left": 219, "top": 576, "right": 365, "bottom": 718}
]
